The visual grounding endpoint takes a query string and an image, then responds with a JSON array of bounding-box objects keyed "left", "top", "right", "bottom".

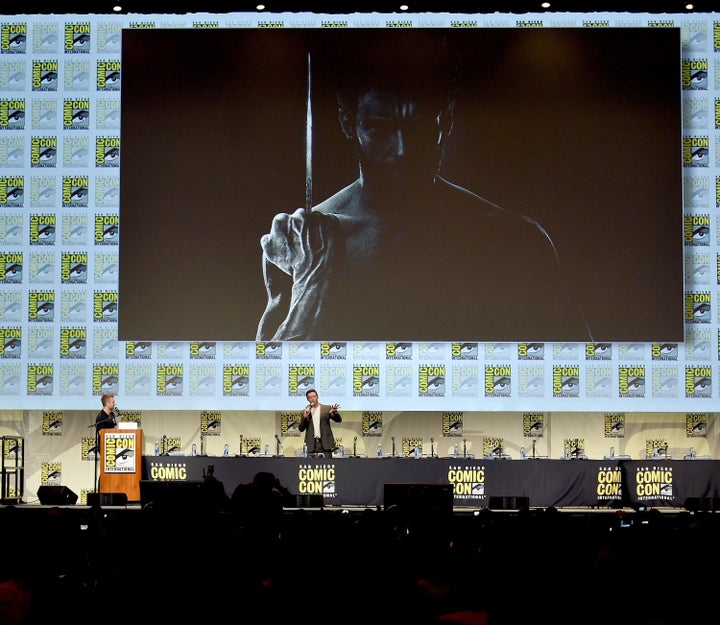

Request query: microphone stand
[
  {"left": 462, "top": 438, "right": 467, "bottom": 458},
  {"left": 353, "top": 436, "right": 357, "bottom": 457},
  {"left": 532, "top": 439, "right": 537, "bottom": 459},
  {"left": 391, "top": 436, "right": 396, "bottom": 458},
  {"left": 275, "top": 434, "right": 282, "bottom": 457},
  {"left": 430, "top": 437, "right": 435, "bottom": 458}
]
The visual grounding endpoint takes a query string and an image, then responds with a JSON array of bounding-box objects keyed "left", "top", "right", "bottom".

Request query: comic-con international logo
[
  {"left": 518, "top": 365, "right": 543, "bottom": 397},
  {"left": 0, "top": 100, "right": 25, "bottom": 130},
  {"left": 685, "top": 292, "right": 711, "bottom": 323},
  {"left": 97, "top": 60, "right": 120, "bottom": 90},
  {"left": 585, "top": 365, "right": 612, "bottom": 397},
  {"left": 62, "top": 99, "right": 90, "bottom": 130},
  {"left": 94, "top": 214, "right": 118, "bottom": 244},
  {"left": 451, "top": 364, "right": 477, "bottom": 397},
  {"left": 95, "top": 176, "right": 119, "bottom": 207},
  {"left": 386, "top": 365, "right": 412, "bottom": 396},
  {"left": 256, "top": 341, "right": 281, "bottom": 359},
  {"left": 1, "top": 23, "right": 27, "bottom": 53},
  {"left": 94, "top": 252, "right": 118, "bottom": 283},
  {"left": 0, "top": 177, "right": 23, "bottom": 208},
  {"left": 316, "top": 365, "right": 343, "bottom": 397},
  {"left": 354, "top": 364, "right": 380, "bottom": 397},
  {"left": 402, "top": 437, "right": 423, "bottom": 457},
  {"left": 61, "top": 176, "right": 89, "bottom": 209},
  {"left": 60, "top": 252, "right": 87, "bottom": 284},
  {"left": 95, "top": 137, "right": 120, "bottom": 167},
  {"left": 28, "top": 291, "right": 54, "bottom": 321},
  {"left": 686, "top": 251, "right": 711, "bottom": 286},
  {"left": 618, "top": 366, "right": 645, "bottom": 398},
  {"left": 125, "top": 341, "right": 151, "bottom": 359},
  {"left": 200, "top": 411, "right": 221, "bottom": 436},
  {"left": 685, "top": 366, "right": 711, "bottom": 398},
  {"left": 563, "top": 438, "right": 585, "bottom": 458},
  {"left": 320, "top": 341, "right": 347, "bottom": 359},
  {"left": 64, "top": 23, "right": 90, "bottom": 53},
  {"left": 484, "top": 364, "right": 510, "bottom": 397},
  {"left": 651, "top": 343, "right": 678, "bottom": 361},
  {"left": 104, "top": 432, "right": 136, "bottom": 473},
  {"left": 552, "top": 365, "right": 579, "bottom": 398},
  {"left": 280, "top": 411, "right": 301, "bottom": 437},
  {"left": 92, "top": 364, "right": 118, "bottom": 395},
  {"left": 685, "top": 176, "right": 709, "bottom": 208},
  {"left": 517, "top": 342, "right": 544, "bottom": 360},
  {"left": 596, "top": 466, "right": 622, "bottom": 502},
  {"left": 189, "top": 363, "right": 215, "bottom": 395},
  {"left": 0, "top": 253, "right": 22, "bottom": 284},
  {"left": 298, "top": 464, "right": 336, "bottom": 499},
  {"left": 0, "top": 327, "right": 20, "bottom": 358},
  {"left": 81, "top": 436, "right": 97, "bottom": 461},
  {"left": 683, "top": 136, "right": 709, "bottom": 166},
  {"left": 30, "top": 176, "right": 56, "bottom": 207},
  {"left": 97, "top": 23, "right": 122, "bottom": 52},
  {"left": 42, "top": 411, "right": 63, "bottom": 435},
  {"left": 96, "top": 99, "right": 120, "bottom": 130},
  {"left": 289, "top": 364, "right": 314, "bottom": 396},
  {"left": 452, "top": 342, "right": 478, "bottom": 360},
  {"left": 652, "top": 365, "right": 678, "bottom": 398},
  {"left": 362, "top": 411, "right": 382, "bottom": 436},
  {"left": 255, "top": 364, "right": 282, "bottom": 396},
  {"left": 59, "top": 327, "right": 86, "bottom": 358},
  {"left": 0, "top": 214, "right": 22, "bottom": 245},
  {"left": 585, "top": 343, "right": 611, "bottom": 360},
  {"left": 147, "top": 461, "right": 187, "bottom": 481},
  {"left": 31, "top": 136, "right": 57, "bottom": 167},
  {"left": 157, "top": 363, "right": 183, "bottom": 396},
  {"left": 27, "top": 363, "right": 53, "bottom": 395},
  {"left": 418, "top": 364, "right": 444, "bottom": 397},
  {"left": 40, "top": 462, "right": 62, "bottom": 485},
  {"left": 93, "top": 291, "right": 118, "bottom": 322},
  {"left": 682, "top": 59, "right": 708, "bottom": 89},
  {"left": 32, "top": 60, "right": 58, "bottom": 90},
  {"left": 190, "top": 341, "right": 216, "bottom": 359},
  {"left": 223, "top": 364, "right": 249, "bottom": 396},
  {"left": 635, "top": 465, "right": 673, "bottom": 502},
  {"left": 604, "top": 413, "right": 625, "bottom": 437},
  {"left": 448, "top": 466, "right": 485, "bottom": 501},
  {"left": 522, "top": 413, "right": 544, "bottom": 437},
  {"left": 442, "top": 412, "right": 463, "bottom": 436},
  {"left": 686, "top": 412, "right": 708, "bottom": 436},
  {"left": 386, "top": 342, "right": 411, "bottom": 359}
]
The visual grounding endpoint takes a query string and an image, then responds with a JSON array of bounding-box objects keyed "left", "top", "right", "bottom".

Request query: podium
[{"left": 99, "top": 428, "right": 143, "bottom": 503}]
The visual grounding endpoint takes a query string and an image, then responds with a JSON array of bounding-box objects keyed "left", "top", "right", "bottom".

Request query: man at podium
[{"left": 95, "top": 393, "right": 117, "bottom": 431}]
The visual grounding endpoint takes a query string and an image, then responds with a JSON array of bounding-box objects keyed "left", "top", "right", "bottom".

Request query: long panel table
[{"left": 142, "top": 455, "right": 720, "bottom": 509}]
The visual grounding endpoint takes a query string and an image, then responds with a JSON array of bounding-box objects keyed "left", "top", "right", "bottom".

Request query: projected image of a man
[{"left": 257, "top": 30, "right": 592, "bottom": 343}]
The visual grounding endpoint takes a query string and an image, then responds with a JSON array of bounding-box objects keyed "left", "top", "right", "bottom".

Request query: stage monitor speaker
[
  {"left": 488, "top": 496, "right": 530, "bottom": 510},
  {"left": 87, "top": 492, "right": 128, "bottom": 507},
  {"left": 140, "top": 480, "right": 223, "bottom": 511},
  {"left": 384, "top": 483, "right": 454, "bottom": 516},
  {"left": 684, "top": 496, "right": 720, "bottom": 512},
  {"left": 295, "top": 494, "right": 324, "bottom": 508},
  {"left": 37, "top": 485, "right": 78, "bottom": 505}
]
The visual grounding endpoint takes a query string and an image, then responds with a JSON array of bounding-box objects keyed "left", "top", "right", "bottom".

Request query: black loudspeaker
[
  {"left": 37, "top": 485, "right": 78, "bottom": 505},
  {"left": 684, "top": 496, "right": 720, "bottom": 512},
  {"left": 295, "top": 494, "right": 324, "bottom": 508},
  {"left": 87, "top": 492, "right": 128, "bottom": 507},
  {"left": 488, "top": 495, "right": 530, "bottom": 510},
  {"left": 384, "top": 483, "right": 454, "bottom": 516},
  {"left": 140, "top": 480, "right": 225, "bottom": 511}
]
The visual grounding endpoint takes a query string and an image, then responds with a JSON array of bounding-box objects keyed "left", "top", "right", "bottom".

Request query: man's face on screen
[{"left": 353, "top": 88, "right": 445, "bottom": 191}]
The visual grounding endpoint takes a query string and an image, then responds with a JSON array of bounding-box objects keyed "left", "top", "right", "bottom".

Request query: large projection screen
[{"left": 119, "top": 27, "right": 684, "bottom": 344}]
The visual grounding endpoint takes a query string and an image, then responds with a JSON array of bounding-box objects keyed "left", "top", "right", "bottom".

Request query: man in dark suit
[{"left": 298, "top": 388, "right": 341, "bottom": 458}]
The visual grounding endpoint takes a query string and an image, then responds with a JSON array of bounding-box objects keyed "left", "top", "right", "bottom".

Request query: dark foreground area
[{"left": 0, "top": 503, "right": 716, "bottom": 625}]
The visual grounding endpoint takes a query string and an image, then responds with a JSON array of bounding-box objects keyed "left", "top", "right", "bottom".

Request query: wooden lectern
[{"left": 99, "top": 428, "right": 143, "bottom": 502}]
